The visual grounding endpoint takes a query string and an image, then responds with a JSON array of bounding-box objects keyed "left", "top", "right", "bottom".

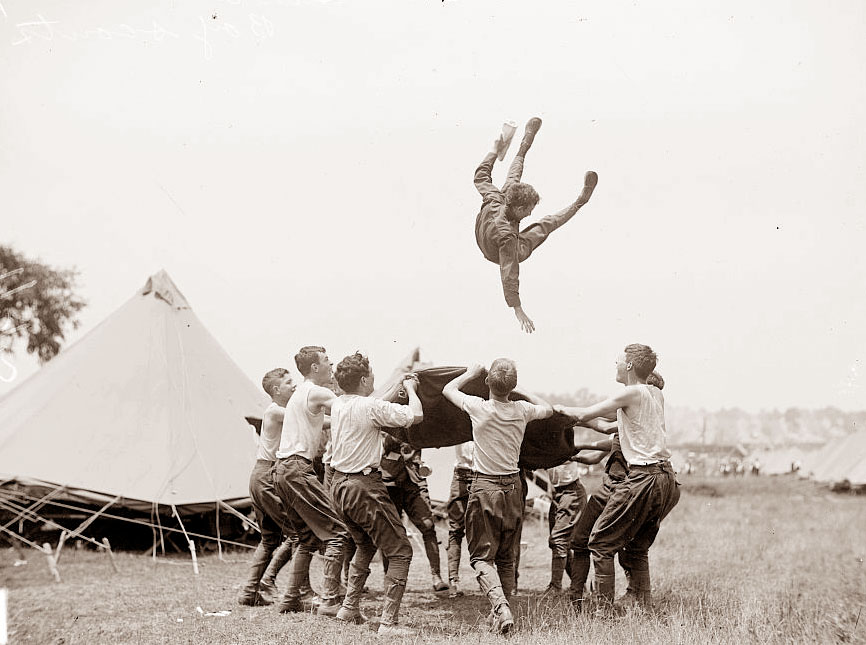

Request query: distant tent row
[{"left": 0, "top": 271, "right": 269, "bottom": 553}]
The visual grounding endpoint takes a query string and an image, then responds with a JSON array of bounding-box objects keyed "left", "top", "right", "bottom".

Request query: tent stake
[
  {"left": 172, "top": 504, "right": 199, "bottom": 575},
  {"left": 189, "top": 540, "right": 199, "bottom": 576},
  {"left": 42, "top": 542, "right": 61, "bottom": 583},
  {"left": 102, "top": 537, "right": 119, "bottom": 573},
  {"left": 54, "top": 530, "right": 68, "bottom": 565}
]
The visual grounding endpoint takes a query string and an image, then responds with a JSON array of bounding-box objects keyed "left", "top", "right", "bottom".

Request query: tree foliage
[{"left": 0, "top": 245, "right": 86, "bottom": 363}]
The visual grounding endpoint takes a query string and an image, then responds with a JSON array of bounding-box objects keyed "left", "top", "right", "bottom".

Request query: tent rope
[
  {"left": 0, "top": 522, "right": 44, "bottom": 550},
  {"left": 61, "top": 495, "right": 121, "bottom": 542},
  {"left": 1, "top": 486, "right": 66, "bottom": 532},
  {"left": 0, "top": 496, "right": 105, "bottom": 549},
  {"left": 218, "top": 499, "right": 258, "bottom": 532},
  {"left": 4, "top": 491, "right": 254, "bottom": 549}
]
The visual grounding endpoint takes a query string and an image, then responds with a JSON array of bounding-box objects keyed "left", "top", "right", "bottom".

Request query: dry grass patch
[{"left": 3, "top": 475, "right": 864, "bottom": 644}]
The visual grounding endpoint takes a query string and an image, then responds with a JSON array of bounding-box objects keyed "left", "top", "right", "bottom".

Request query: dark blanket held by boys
[{"left": 384, "top": 366, "right": 576, "bottom": 470}]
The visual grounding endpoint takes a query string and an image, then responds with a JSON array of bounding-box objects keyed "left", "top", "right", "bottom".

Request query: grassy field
[{"left": 3, "top": 475, "right": 865, "bottom": 644}]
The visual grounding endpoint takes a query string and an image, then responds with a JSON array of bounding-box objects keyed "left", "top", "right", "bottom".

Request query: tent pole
[
  {"left": 155, "top": 505, "right": 166, "bottom": 556},
  {"left": 150, "top": 504, "right": 158, "bottom": 561}
]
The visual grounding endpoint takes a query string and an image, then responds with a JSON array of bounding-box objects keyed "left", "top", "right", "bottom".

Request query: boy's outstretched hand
[
  {"left": 464, "top": 364, "right": 486, "bottom": 378},
  {"left": 513, "top": 305, "right": 535, "bottom": 333}
]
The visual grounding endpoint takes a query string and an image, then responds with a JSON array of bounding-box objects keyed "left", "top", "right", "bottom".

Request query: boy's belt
[
  {"left": 630, "top": 461, "right": 673, "bottom": 474},
  {"left": 336, "top": 466, "right": 378, "bottom": 476},
  {"left": 473, "top": 472, "right": 519, "bottom": 483}
]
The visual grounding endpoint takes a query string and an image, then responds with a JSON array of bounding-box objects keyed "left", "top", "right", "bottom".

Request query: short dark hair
[
  {"left": 505, "top": 182, "right": 540, "bottom": 214},
  {"left": 261, "top": 367, "right": 289, "bottom": 395},
  {"left": 646, "top": 371, "right": 665, "bottom": 390},
  {"left": 487, "top": 358, "right": 518, "bottom": 397},
  {"left": 295, "top": 345, "right": 326, "bottom": 376},
  {"left": 334, "top": 352, "right": 370, "bottom": 393},
  {"left": 624, "top": 344, "right": 657, "bottom": 380}
]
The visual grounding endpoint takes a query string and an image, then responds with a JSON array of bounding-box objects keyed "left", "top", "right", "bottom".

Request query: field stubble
[{"left": 2, "top": 475, "right": 864, "bottom": 644}]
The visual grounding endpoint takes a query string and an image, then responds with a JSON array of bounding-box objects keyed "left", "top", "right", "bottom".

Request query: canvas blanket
[{"left": 384, "top": 366, "right": 576, "bottom": 470}]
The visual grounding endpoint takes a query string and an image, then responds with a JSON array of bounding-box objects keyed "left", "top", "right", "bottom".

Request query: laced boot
[
  {"left": 276, "top": 550, "right": 313, "bottom": 613},
  {"left": 379, "top": 574, "right": 408, "bottom": 630},
  {"left": 237, "top": 542, "right": 275, "bottom": 606},
  {"left": 259, "top": 539, "right": 293, "bottom": 601},
  {"left": 517, "top": 117, "right": 543, "bottom": 156},
  {"left": 543, "top": 555, "right": 567, "bottom": 596},
  {"left": 335, "top": 562, "right": 369, "bottom": 625},
  {"left": 577, "top": 171, "right": 598, "bottom": 206},
  {"left": 432, "top": 572, "right": 450, "bottom": 592},
  {"left": 316, "top": 556, "right": 345, "bottom": 617},
  {"left": 448, "top": 578, "right": 463, "bottom": 598}
]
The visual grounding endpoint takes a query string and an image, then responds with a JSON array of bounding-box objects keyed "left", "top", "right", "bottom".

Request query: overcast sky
[{"left": 2, "top": 0, "right": 864, "bottom": 413}]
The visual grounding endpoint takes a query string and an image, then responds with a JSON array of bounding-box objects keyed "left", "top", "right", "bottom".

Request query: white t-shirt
[
  {"left": 329, "top": 394, "right": 416, "bottom": 473},
  {"left": 454, "top": 441, "right": 474, "bottom": 470},
  {"left": 277, "top": 380, "right": 327, "bottom": 460},
  {"left": 546, "top": 460, "right": 582, "bottom": 487},
  {"left": 256, "top": 402, "right": 283, "bottom": 461},
  {"left": 617, "top": 384, "right": 671, "bottom": 466},
  {"left": 461, "top": 396, "right": 550, "bottom": 475}
]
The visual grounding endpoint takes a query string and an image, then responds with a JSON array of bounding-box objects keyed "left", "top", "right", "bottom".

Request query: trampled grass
[{"left": 3, "top": 475, "right": 865, "bottom": 644}]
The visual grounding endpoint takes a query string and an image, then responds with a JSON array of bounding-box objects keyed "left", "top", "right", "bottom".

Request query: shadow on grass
[{"left": 681, "top": 482, "right": 722, "bottom": 496}]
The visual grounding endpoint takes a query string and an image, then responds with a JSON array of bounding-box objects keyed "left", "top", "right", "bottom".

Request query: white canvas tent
[
  {"left": 804, "top": 430, "right": 866, "bottom": 487},
  {"left": 747, "top": 446, "right": 807, "bottom": 476},
  {"left": 0, "top": 271, "right": 269, "bottom": 523}
]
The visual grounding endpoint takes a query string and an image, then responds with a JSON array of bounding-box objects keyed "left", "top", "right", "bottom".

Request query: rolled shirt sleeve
[
  {"left": 519, "top": 401, "right": 550, "bottom": 422},
  {"left": 368, "top": 398, "right": 416, "bottom": 429},
  {"left": 461, "top": 394, "right": 484, "bottom": 417},
  {"left": 496, "top": 219, "right": 521, "bottom": 308},
  {"left": 473, "top": 152, "right": 499, "bottom": 199}
]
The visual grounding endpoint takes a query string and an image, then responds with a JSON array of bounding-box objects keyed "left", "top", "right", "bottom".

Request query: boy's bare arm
[
  {"left": 555, "top": 388, "right": 637, "bottom": 424},
  {"left": 572, "top": 450, "right": 608, "bottom": 465},
  {"left": 402, "top": 375, "right": 423, "bottom": 424},
  {"left": 578, "top": 418, "right": 619, "bottom": 434},
  {"left": 511, "top": 386, "right": 553, "bottom": 416},
  {"left": 264, "top": 406, "right": 285, "bottom": 424},
  {"left": 572, "top": 437, "right": 614, "bottom": 453},
  {"left": 308, "top": 385, "right": 337, "bottom": 415},
  {"left": 443, "top": 365, "right": 485, "bottom": 407},
  {"left": 511, "top": 385, "right": 547, "bottom": 407}
]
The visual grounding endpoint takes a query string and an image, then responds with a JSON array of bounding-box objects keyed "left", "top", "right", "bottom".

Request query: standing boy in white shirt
[
  {"left": 443, "top": 360, "right": 554, "bottom": 634},
  {"left": 555, "top": 345, "right": 679, "bottom": 609},
  {"left": 238, "top": 368, "right": 295, "bottom": 606},
  {"left": 273, "top": 346, "right": 349, "bottom": 617},
  {"left": 328, "top": 352, "right": 423, "bottom": 636}
]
